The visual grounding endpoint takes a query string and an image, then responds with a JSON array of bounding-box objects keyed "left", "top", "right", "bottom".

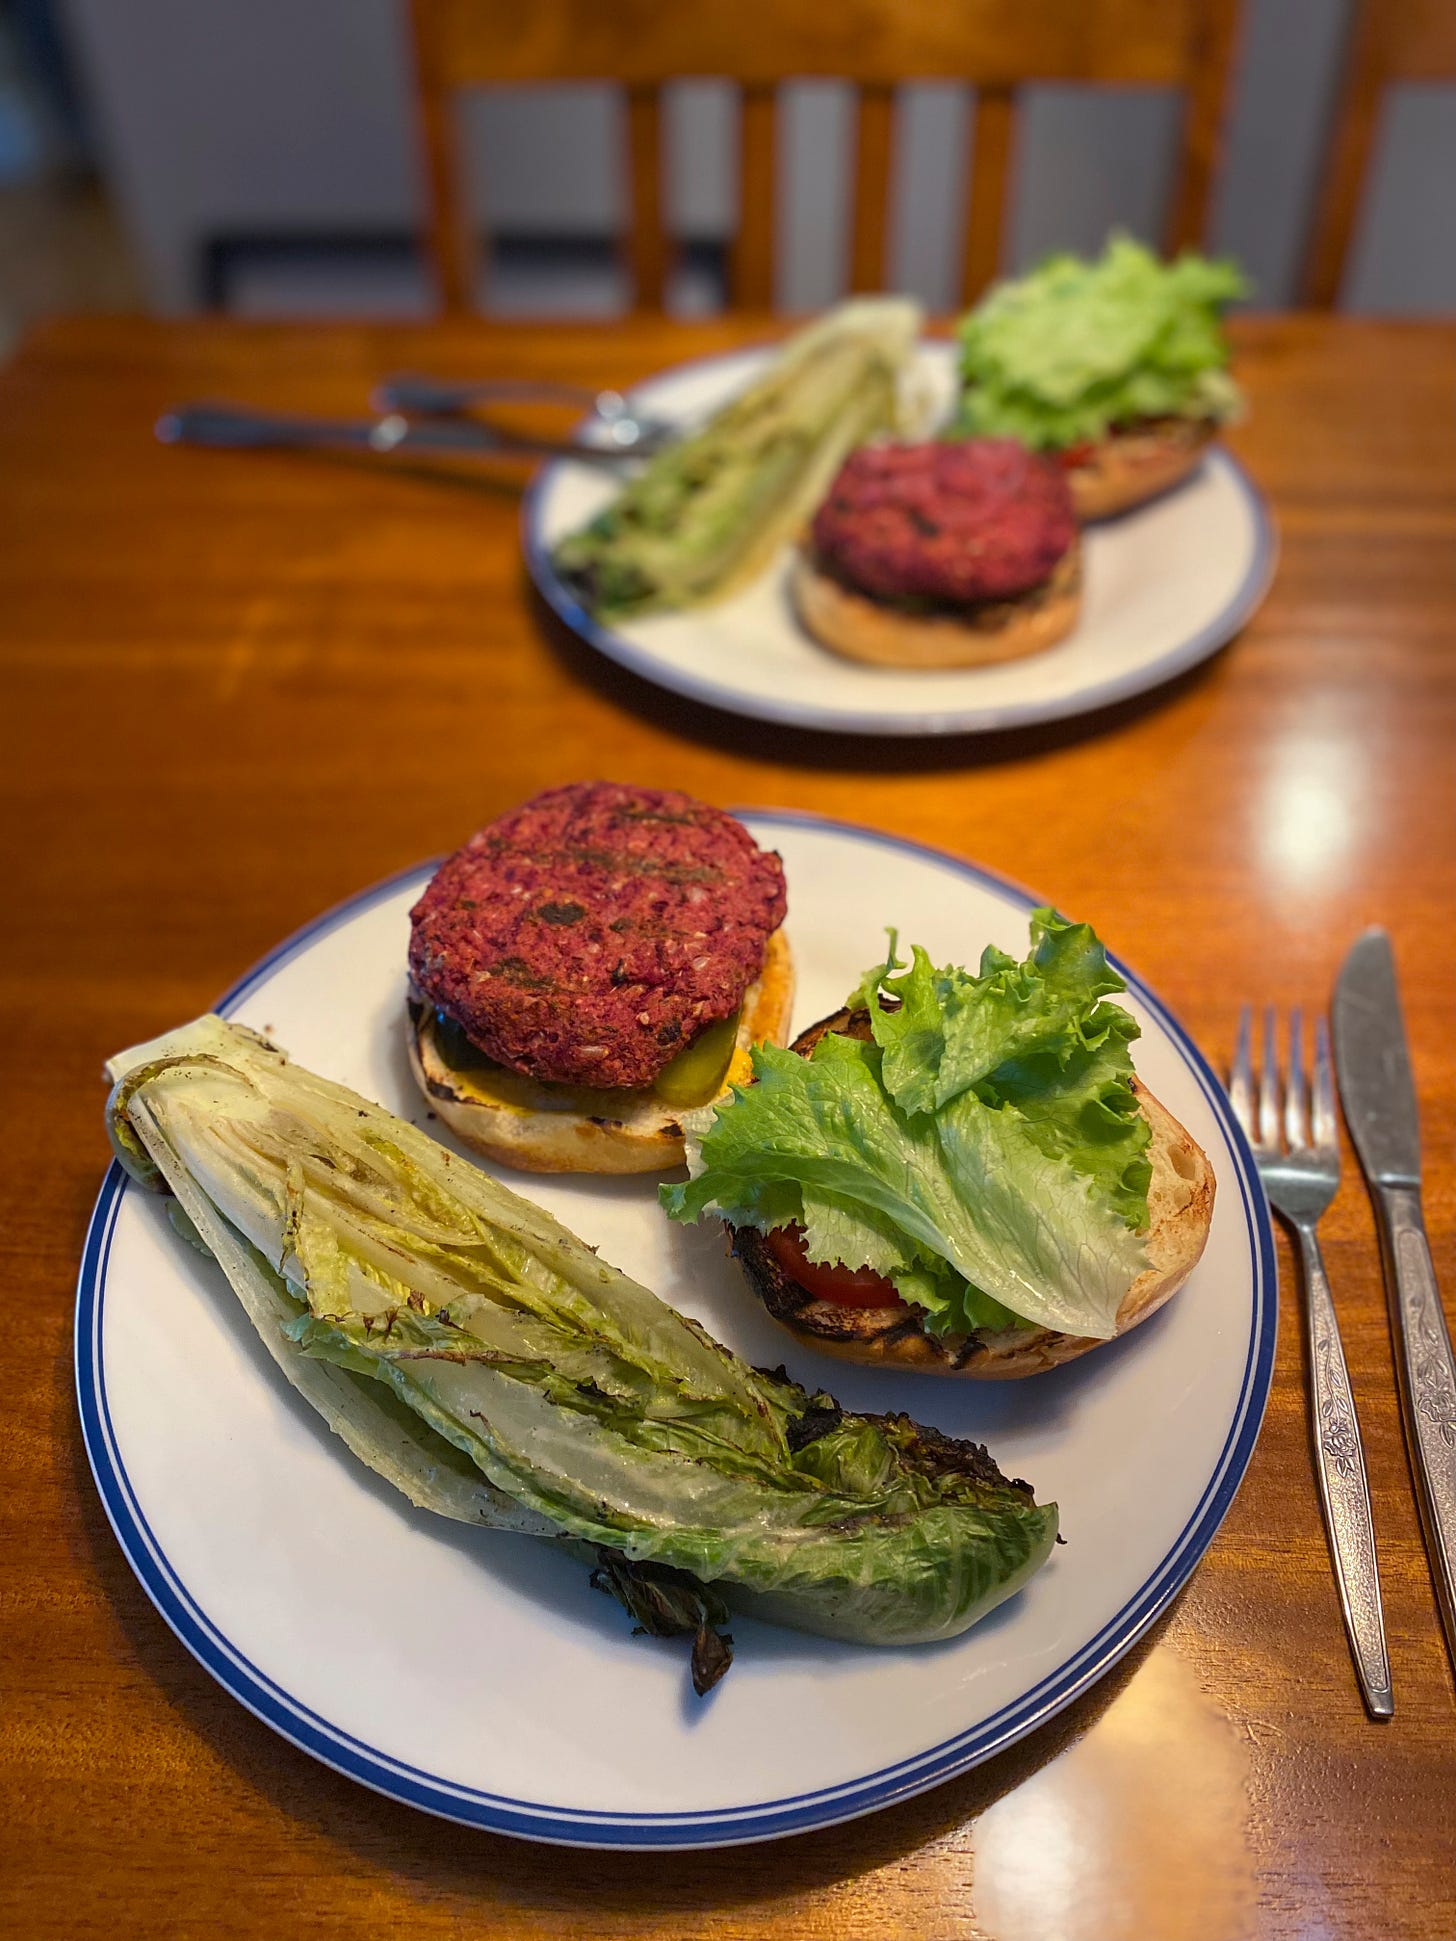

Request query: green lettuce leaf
[
  {"left": 953, "top": 233, "right": 1249, "bottom": 450},
  {"left": 664, "top": 911, "right": 1151, "bottom": 1340},
  {"left": 105, "top": 1016, "right": 1057, "bottom": 1670},
  {"left": 857, "top": 912, "right": 1152, "bottom": 1225}
]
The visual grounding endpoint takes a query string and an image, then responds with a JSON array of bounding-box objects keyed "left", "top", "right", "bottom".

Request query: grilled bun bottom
[
  {"left": 408, "top": 928, "right": 794, "bottom": 1175},
  {"left": 1064, "top": 420, "right": 1216, "bottom": 520},
  {"left": 792, "top": 539, "right": 1081, "bottom": 670},
  {"left": 727, "top": 1006, "right": 1215, "bottom": 1377}
]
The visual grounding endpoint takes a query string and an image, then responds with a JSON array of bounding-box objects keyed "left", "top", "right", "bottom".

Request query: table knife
[
  {"left": 155, "top": 403, "right": 641, "bottom": 465},
  {"left": 1334, "top": 928, "right": 1456, "bottom": 1683}
]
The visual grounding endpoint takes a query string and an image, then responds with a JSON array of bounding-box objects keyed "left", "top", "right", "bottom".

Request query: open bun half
[
  {"left": 727, "top": 1007, "right": 1215, "bottom": 1377},
  {"left": 408, "top": 928, "right": 794, "bottom": 1176},
  {"left": 1064, "top": 420, "right": 1216, "bottom": 520},
  {"left": 792, "top": 538, "right": 1081, "bottom": 670}
]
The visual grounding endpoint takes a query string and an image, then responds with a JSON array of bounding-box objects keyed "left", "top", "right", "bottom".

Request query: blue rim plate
[
  {"left": 76, "top": 811, "right": 1277, "bottom": 1847},
  {"left": 522, "top": 344, "right": 1277, "bottom": 738}
]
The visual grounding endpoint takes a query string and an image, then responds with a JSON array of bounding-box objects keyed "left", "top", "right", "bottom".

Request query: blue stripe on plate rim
[
  {"left": 518, "top": 343, "right": 1278, "bottom": 739},
  {"left": 74, "top": 810, "right": 1278, "bottom": 1849}
]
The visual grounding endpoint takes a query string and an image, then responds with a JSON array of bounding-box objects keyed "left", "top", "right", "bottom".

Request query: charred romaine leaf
[
  {"left": 105, "top": 1016, "right": 1056, "bottom": 1692},
  {"left": 589, "top": 1551, "right": 734, "bottom": 1696},
  {"left": 553, "top": 298, "right": 924, "bottom": 618}
]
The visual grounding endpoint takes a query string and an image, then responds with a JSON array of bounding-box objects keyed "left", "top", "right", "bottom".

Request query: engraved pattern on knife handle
[
  {"left": 1298, "top": 1223, "right": 1393, "bottom": 1709},
  {"left": 1380, "top": 1186, "right": 1456, "bottom": 1667},
  {"left": 1401, "top": 1227, "right": 1456, "bottom": 1448}
]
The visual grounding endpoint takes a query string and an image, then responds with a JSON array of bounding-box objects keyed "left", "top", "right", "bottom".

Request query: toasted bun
[
  {"left": 728, "top": 1008, "right": 1214, "bottom": 1378},
  {"left": 1065, "top": 421, "right": 1216, "bottom": 520},
  {"left": 408, "top": 929, "right": 793, "bottom": 1175},
  {"left": 791, "top": 539, "right": 1081, "bottom": 669}
]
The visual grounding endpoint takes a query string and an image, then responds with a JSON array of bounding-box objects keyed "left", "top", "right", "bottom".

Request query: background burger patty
[
  {"left": 810, "top": 439, "right": 1076, "bottom": 605},
  {"left": 409, "top": 782, "right": 787, "bottom": 1089}
]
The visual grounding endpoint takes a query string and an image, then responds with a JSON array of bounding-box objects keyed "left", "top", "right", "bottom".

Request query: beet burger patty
[
  {"left": 406, "top": 783, "right": 794, "bottom": 1174},
  {"left": 793, "top": 439, "right": 1082, "bottom": 670}
]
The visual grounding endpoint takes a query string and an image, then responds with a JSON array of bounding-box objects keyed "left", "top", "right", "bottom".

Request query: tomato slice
[
  {"left": 764, "top": 1224, "right": 905, "bottom": 1309},
  {"left": 1056, "top": 441, "right": 1094, "bottom": 469}
]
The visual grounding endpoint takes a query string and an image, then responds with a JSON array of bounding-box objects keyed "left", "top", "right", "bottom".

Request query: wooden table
[{"left": 3, "top": 314, "right": 1454, "bottom": 1940}]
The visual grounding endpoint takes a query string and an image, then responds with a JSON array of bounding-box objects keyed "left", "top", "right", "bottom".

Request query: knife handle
[{"left": 1376, "top": 1183, "right": 1456, "bottom": 1680}]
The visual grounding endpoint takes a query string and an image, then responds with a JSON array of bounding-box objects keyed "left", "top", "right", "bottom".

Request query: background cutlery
[
  {"left": 155, "top": 402, "right": 654, "bottom": 465},
  {"left": 371, "top": 375, "right": 674, "bottom": 453}
]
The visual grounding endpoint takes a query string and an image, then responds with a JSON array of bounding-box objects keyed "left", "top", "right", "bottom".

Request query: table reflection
[{"left": 972, "top": 1645, "right": 1252, "bottom": 1941}]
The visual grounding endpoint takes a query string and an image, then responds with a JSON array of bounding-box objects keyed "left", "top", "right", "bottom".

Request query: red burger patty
[
  {"left": 810, "top": 439, "right": 1077, "bottom": 605},
  {"left": 408, "top": 782, "right": 786, "bottom": 1089}
]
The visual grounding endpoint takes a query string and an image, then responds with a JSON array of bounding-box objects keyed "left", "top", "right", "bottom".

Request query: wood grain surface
[{"left": 2, "top": 313, "right": 1454, "bottom": 1940}]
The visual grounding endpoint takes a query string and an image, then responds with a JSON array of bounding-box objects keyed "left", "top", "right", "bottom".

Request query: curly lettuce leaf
[
  {"left": 954, "top": 233, "right": 1249, "bottom": 450},
  {"left": 858, "top": 911, "right": 1152, "bottom": 1226},
  {"left": 664, "top": 911, "right": 1151, "bottom": 1341}
]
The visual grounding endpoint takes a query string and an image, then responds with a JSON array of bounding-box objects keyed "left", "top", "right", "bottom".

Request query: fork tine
[
  {"left": 1230, "top": 1005, "right": 1254, "bottom": 1139},
  {"left": 1312, "top": 1014, "right": 1338, "bottom": 1150},
  {"left": 1285, "top": 1006, "right": 1309, "bottom": 1150},
  {"left": 1259, "top": 1006, "right": 1281, "bottom": 1151}
]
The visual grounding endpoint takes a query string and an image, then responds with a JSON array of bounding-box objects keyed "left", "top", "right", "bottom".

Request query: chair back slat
[
  {"left": 1386, "top": 0, "right": 1456, "bottom": 75},
  {"left": 1303, "top": 0, "right": 1456, "bottom": 306},
  {"left": 1164, "top": 0, "right": 1239, "bottom": 252},
  {"left": 410, "top": 0, "right": 1241, "bottom": 315},
  {"left": 961, "top": 88, "right": 1017, "bottom": 304},
  {"left": 626, "top": 89, "right": 665, "bottom": 309},
  {"left": 731, "top": 87, "right": 778, "bottom": 308},
  {"left": 410, "top": 0, "right": 473, "bottom": 310},
  {"left": 849, "top": 85, "right": 895, "bottom": 295}
]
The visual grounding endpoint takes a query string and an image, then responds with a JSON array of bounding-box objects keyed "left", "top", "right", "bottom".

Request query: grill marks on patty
[{"left": 409, "top": 782, "right": 786, "bottom": 1089}]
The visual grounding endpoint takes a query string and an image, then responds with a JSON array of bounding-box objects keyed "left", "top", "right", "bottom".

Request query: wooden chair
[
  {"left": 1303, "top": 0, "right": 1456, "bottom": 306},
  {"left": 408, "top": 0, "right": 1243, "bottom": 313}
]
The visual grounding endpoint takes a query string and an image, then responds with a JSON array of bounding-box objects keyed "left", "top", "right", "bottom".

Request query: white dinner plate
[
  {"left": 77, "top": 812, "right": 1275, "bottom": 1847},
  {"left": 524, "top": 342, "right": 1275, "bottom": 737}
]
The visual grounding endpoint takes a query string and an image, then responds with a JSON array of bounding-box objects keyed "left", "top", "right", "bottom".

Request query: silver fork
[
  {"left": 371, "top": 375, "right": 676, "bottom": 454},
  {"left": 1231, "top": 1006, "right": 1393, "bottom": 1719}
]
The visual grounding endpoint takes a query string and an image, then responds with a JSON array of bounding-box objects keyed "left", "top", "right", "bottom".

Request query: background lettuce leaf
[{"left": 953, "top": 234, "right": 1249, "bottom": 449}]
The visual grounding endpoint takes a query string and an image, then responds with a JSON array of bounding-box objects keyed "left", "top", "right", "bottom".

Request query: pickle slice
[
  {"left": 427, "top": 1008, "right": 741, "bottom": 1114},
  {"left": 651, "top": 1013, "right": 740, "bottom": 1106},
  {"left": 431, "top": 1014, "right": 494, "bottom": 1072}
]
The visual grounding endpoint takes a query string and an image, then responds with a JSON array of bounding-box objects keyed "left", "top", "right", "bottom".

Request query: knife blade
[
  {"left": 1334, "top": 928, "right": 1456, "bottom": 1686},
  {"left": 1334, "top": 930, "right": 1422, "bottom": 1186}
]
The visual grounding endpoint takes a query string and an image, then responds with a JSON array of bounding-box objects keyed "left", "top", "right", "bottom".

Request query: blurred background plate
[
  {"left": 524, "top": 343, "right": 1276, "bottom": 737},
  {"left": 76, "top": 812, "right": 1276, "bottom": 1847}
]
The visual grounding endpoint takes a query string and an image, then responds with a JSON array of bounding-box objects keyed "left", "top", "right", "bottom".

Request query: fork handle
[
  {"left": 1296, "top": 1220, "right": 1394, "bottom": 1717},
  {"left": 1373, "top": 1184, "right": 1456, "bottom": 1685}
]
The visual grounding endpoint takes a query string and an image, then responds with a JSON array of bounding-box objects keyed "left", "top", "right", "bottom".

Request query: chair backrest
[
  {"left": 408, "top": 0, "right": 1242, "bottom": 313},
  {"left": 1303, "top": 0, "right": 1456, "bottom": 306}
]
